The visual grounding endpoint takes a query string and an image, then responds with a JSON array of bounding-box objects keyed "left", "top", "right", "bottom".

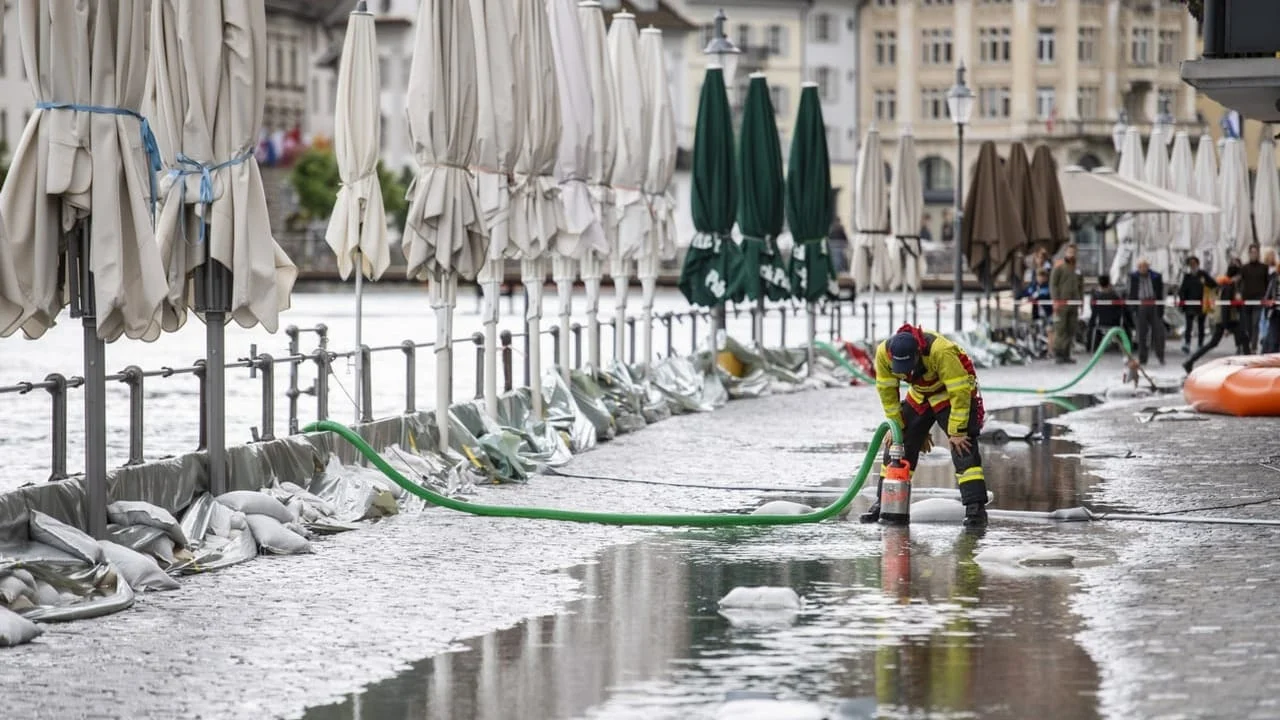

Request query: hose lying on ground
[
  {"left": 814, "top": 326, "right": 1143, "bottom": 395},
  {"left": 302, "top": 420, "right": 902, "bottom": 527}
]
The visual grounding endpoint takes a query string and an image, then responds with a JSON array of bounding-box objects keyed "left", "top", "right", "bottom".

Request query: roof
[
  {"left": 606, "top": 1, "right": 698, "bottom": 32},
  {"left": 264, "top": 0, "right": 351, "bottom": 21}
]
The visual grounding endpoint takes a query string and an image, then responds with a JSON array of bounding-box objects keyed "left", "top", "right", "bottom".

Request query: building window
[
  {"left": 0, "top": 35, "right": 5, "bottom": 77},
  {"left": 874, "top": 31, "right": 897, "bottom": 66},
  {"left": 737, "top": 24, "right": 751, "bottom": 50},
  {"left": 378, "top": 57, "right": 389, "bottom": 86},
  {"left": 921, "top": 28, "right": 953, "bottom": 65},
  {"left": 1077, "top": 86, "right": 1099, "bottom": 119},
  {"left": 874, "top": 89, "right": 897, "bottom": 122},
  {"left": 1037, "top": 28, "right": 1056, "bottom": 63},
  {"left": 921, "top": 88, "right": 950, "bottom": 121},
  {"left": 767, "top": 25, "right": 785, "bottom": 55},
  {"left": 770, "top": 86, "right": 789, "bottom": 116},
  {"left": 814, "top": 67, "right": 838, "bottom": 102},
  {"left": 380, "top": 0, "right": 391, "bottom": 12},
  {"left": 813, "top": 13, "right": 833, "bottom": 42},
  {"left": 875, "top": 0, "right": 897, "bottom": 6},
  {"left": 978, "top": 86, "right": 1011, "bottom": 119},
  {"left": 1036, "top": 86, "right": 1057, "bottom": 120},
  {"left": 919, "top": 156, "right": 954, "bottom": 193},
  {"left": 290, "top": 47, "right": 298, "bottom": 87},
  {"left": 0, "top": 111, "right": 7, "bottom": 147},
  {"left": 311, "top": 77, "right": 320, "bottom": 114},
  {"left": 1131, "top": 28, "right": 1152, "bottom": 65},
  {"left": 1158, "top": 30, "right": 1180, "bottom": 65},
  {"left": 921, "top": 0, "right": 955, "bottom": 5},
  {"left": 701, "top": 24, "right": 715, "bottom": 49},
  {"left": 1158, "top": 87, "right": 1177, "bottom": 115},
  {"left": 1078, "top": 27, "right": 1099, "bottom": 64},
  {"left": 1039, "top": 0, "right": 1057, "bottom": 4},
  {"left": 979, "top": 27, "right": 1011, "bottom": 63}
]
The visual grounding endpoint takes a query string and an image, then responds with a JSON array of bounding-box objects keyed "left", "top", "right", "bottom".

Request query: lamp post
[
  {"left": 702, "top": 9, "right": 740, "bottom": 351},
  {"left": 946, "top": 62, "right": 974, "bottom": 332},
  {"left": 1111, "top": 111, "right": 1128, "bottom": 169},
  {"left": 1156, "top": 103, "right": 1175, "bottom": 149}
]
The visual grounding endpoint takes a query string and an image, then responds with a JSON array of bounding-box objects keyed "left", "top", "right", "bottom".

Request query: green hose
[
  {"left": 814, "top": 326, "right": 1135, "bottom": 395},
  {"left": 303, "top": 420, "right": 902, "bottom": 527}
]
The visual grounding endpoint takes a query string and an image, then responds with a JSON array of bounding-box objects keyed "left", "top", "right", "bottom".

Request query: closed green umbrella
[
  {"left": 737, "top": 74, "right": 790, "bottom": 310},
  {"left": 679, "top": 66, "right": 740, "bottom": 310},
  {"left": 786, "top": 84, "right": 837, "bottom": 303}
]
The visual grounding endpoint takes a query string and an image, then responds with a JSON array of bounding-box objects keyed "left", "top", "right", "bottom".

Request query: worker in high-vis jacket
[{"left": 861, "top": 324, "right": 989, "bottom": 528}]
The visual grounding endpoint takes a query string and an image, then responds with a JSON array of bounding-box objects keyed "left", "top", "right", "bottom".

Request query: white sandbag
[
  {"left": 106, "top": 501, "right": 189, "bottom": 548},
  {"left": 228, "top": 511, "right": 248, "bottom": 532},
  {"left": 715, "top": 699, "right": 827, "bottom": 720},
  {"left": 975, "top": 545, "right": 1076, "bottom": 569},
  {"left": 717, "top": 607, "right": 800, "bottom": 628},
  {"left": 752, "top": 501, "right": 814, "bottom": 515},
  {"left": 908, "top": 498, "right": 966, "bottom": 523},
  {"left": 215, "top": 491, "right": 293, "bottom": 524},
  {"left": 143, "top": 534, "right": 177, "bottom": 567},
  {"left": 0, "top": 606, "right": 42, "bottom": 647},
  {"left": 718, "top": 587, "right": 802, "bottom": 610},
  {"left": 29, "top": 511, "right": 104, "bottom": 566},
  {"left": 0, "top": 575, "right": 33, "bottom": 605},
  {"left": 32, "top": 580, "right": 60, "bottom": 607},
  {"left": 98, "top": 541, "right": 181, "bottom": 592},
  {"left": 244, "top": 515, "right": 313, "bottom": 555},
  {"left": 108, "top": 524, "right": 167, "bottom": 554}
]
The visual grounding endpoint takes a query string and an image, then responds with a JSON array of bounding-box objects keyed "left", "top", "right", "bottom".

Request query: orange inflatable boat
[{"left": 1183, "top": 354, "right": 1280, "bottom": 417}]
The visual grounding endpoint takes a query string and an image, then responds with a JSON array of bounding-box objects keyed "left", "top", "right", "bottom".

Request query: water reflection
[{"left": 302, "top": 522, "right": 1104, "bottom": 720}]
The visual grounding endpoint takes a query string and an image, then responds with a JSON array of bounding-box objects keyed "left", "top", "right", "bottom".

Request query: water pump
[{"left": 879, "top": 442, "right": 912, "bottom": 525}]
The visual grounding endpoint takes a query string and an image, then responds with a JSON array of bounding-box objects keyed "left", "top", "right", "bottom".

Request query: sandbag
[
  {"left": 108, "top": 524, "right": 167, "bottom": 554},
  {"left": 751, "top": 501, "right": 814, "bottom": 515},
  {"left": 244, "top": 515, "right": 313, "bottom": 555},
  {"left": 107, "top": 501, "right": 189, "bottom": 548},
  {"left": 0, "top": 575, "right": 33, "bottom": 606},
  {"left": 32, "top": 580, "right": 60, "bottom": 607},
  {"left": 0, "top": 606, "right": 42, "bottom": 647},
  {"left": 98, "top": 541, "right": 181, "bottom": 592},
  {"left": 718, "top": 587, "right": 802, "bottom": 610},
  {"left": 142, "top": 534, "right": 177, "bottom": 567},
  {"left": 216, "top": 491, "right": 293, "bottom": 524},
  {"left": 29, "top": 511, "right": 103, "bottom": 566}
]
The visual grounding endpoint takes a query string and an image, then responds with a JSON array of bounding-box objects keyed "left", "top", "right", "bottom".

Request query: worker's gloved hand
[
  {"left": 947, "top": 434, "right": 973, "bottom": 454},
  {"left": 920, "top": 434, "right": 934, "bottom": 454}
]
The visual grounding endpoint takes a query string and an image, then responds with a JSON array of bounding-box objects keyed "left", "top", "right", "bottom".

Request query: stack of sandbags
[
  {"left": 315, "top": 455, "right": 406, "bottom": 520},
  {"left": 106, "top": 501, "right": 192, "bottom": 570},
  {"left": 214, "top": 492, "right": 313, "bottom": 555},
  {"left": 0, "top": 606, "right": 41, "bottom": 647}
]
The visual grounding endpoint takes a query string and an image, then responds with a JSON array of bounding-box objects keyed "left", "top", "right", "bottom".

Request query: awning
[{"left": 1058, "top": 166, "right": 1219, "bottom": 216}]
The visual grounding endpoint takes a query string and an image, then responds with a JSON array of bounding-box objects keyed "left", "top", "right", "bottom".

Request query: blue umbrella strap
[
  {"left": 165, "top": 149, "right": 254, "bottom": 251},
  {"left": 34, "top": 101, "right": 162, "bottom": 219}
]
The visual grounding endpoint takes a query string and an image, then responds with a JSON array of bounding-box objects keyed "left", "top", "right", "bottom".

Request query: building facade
[{"left": 859, "top": 0, "right": 1200, "bottom": 237}]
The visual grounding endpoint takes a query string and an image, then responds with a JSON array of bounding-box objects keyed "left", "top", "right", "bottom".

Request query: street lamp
[
  {"left": 703, "top": 9, "right": 741, "bottom": 88},
  {"left": 1156, "top": 103, "right": 1175, "bottom": 148},
  {"left": 1111, "top": 112, "right": 1128, "bottom": 160},
  {"left": 946, "top": 61, "right": 974, "bottom": 332}
]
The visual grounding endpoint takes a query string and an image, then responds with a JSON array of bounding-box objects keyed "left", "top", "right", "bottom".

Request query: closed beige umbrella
[
  {"left": 1252, "top": 125, "right": 1280, "bottom": 258},
  {"left": 889, "top": 128, "right": 923, "bottom": 294},
  {"left": 608, "top": 13, "right": 650, "bottom": 366},
  {"left": 578, "top": 2, "right": 617, "bottom": 370},
  {"left": 1004, "top": 142, "right": 1039, "bottom": 249},
  {"left": 325, "top": 2, "right": 388, "bottom": 423},
  {"left": 150, "top": 0, "right": 298, "bottom": 495},
  {"left": 638, "top": 26, "right": 676, "bottom": 366},
  {"left": 404, "top": 0, "right": 483, "bottom": 452},
  {"left": 1029, "top": 145, "right": 1071, "bottom": 252},
  {"left": 962, "top": 141, "right": 1026, "bottom": 288}
]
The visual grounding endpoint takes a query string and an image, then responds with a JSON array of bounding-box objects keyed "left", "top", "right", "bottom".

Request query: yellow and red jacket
[{"left": 874, "top": 328, "right": 981, "bottom": 436}]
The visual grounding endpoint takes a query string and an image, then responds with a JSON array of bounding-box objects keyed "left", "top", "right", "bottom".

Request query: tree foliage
[
  {"left": 1182, "top": 0, "right": 1203, "bottom": 22},
  {"left": 289, "top": 148, "right": 408, "bottom": 231},
  {"left": 0, "top": 139, "right": 9, "bottom": 189}
]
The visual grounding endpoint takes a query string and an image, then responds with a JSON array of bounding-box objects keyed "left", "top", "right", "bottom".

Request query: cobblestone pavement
[{"left": 6, "top": 350, "right": 1274, "bottom": 720}]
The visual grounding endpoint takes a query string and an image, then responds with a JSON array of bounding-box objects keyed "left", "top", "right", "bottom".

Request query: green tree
[
  {"left": 289, "top": 148, "right": 408, "bottom": 227},
  {"left": 1181, "top": 0, "right": 1202, "bottom": 21}
]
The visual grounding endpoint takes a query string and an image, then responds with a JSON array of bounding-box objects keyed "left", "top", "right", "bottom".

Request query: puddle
[{"left": 299, "top": 394, "right": 1113, "bottom": 720}]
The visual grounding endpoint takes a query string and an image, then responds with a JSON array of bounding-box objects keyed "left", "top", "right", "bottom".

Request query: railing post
[
  {"left": 121, "top": 366, "right": 145, "bottom": 465},
  {"left": 500, "top": 330, "right": 514, "bottom": 392},
  {"left": 749, "top": 305, "right": 760, "bottom": 345},
  {"left": 935, "top": 297, "right": 942, "bottom": 330},
  {"left": 550, "top": 325, "right": 561, "bottom": 367},
  {"left": 690, "top": 312, "right": 698, "bottom": 354},
  {"left": 194, "top": 360, "right": 208, "bottom": 450},
  {"left": 472, "top": 331, "right": 485, "bottom": 400},
  {"left": 888, "top": 300, "right": 895, "bottom": 332},
  {"left": 627, "top": 317, "right": 636, "bottom": 365},
  {"left": 401, "top": 341, "right": 417, "bottom": 415},
  {"left": 780, "top": 308, "right": 788, "bottom": 347},
  {"left": 316, "top": 323, "right": 330, "bottom": 351},
  {"left": 862, "top": 301, "right": 870, "bottom": 340},
  {"left": 286, "top": 325, "right": 300, "bottom": 435},
  {"left": 572, "top": 322, "right": 583, "bottom": 370},
  {"left": 256, "top": 354, "right": 276, "bottom": 441},
  {"left": 359, "top": 346, "right": 373, "bottom": 423},
  {"left": 313, "top": 350, "right": 330, "bottom": 422},
  {"left": 664, "top": 312, "right": 675, "bottom": 357},
  {"left": 43, "top": 374, "right": 68, "bottom": 481}
]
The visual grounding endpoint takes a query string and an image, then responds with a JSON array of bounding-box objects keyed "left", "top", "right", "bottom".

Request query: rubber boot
[
  {"left": 860, "top": 478, "right": 884, "bottom": 523},
  {"left": 963, "top": 503, "right": 988, "bottom": 528},
  {"left": 960, "top": 479, "right": 989, "bottom": 528}
]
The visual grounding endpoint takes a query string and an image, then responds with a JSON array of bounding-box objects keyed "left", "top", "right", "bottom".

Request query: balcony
[{"left": 1180, "top": 0, "right": 1280, "bottom": 122}]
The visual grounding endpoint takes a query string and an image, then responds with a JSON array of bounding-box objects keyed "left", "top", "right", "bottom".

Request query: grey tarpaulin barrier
[
  {"left": 596, "top": 364, "right": 649, "bottom": 435},
  {"left": 570, "top": 371, "right": 619, "bottom": 442}
]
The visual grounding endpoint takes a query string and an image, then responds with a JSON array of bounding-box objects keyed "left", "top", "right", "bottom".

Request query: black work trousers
[
  {"left": 881, "top": 395, "right": 988, "bottom": 507},
  {"left": 1187, "top": 321, "right": 1247, "bottom": 368},
  {"left": 1182, "top": 311, "right": 1206, "bottom": 349}
]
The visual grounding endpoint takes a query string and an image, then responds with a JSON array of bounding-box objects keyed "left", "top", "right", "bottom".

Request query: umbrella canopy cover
[
  {"left": 547, "top": 0, "right": 603, "bottom": 259},
  {"left": 678, "top": 66, "right": 739, "bottom": 308},
  {"left": 403, "top": 0, "right": 484, "bottom": 281},
  {"left": 609, "top": 13, "right": 650, "bottom": 261},
  {"left": 890, "top": 127, "right": 924, "bottom": 292},
  {"left": 0, "top": 0, "right": 168, "bottom": 341},
  {"left": 786, "top": 84, "right": 836, "bottom": 302},
  {"left": 577, "top": 2, "right": 617, "bottom": 253},
  {"left": 1143, "top": 132, "right": 1172, "bottom": 252},
  {"left": 1192, "top": 134, "right": 1224, "bottom": 273},
  {"left": 736, "top": 74, "right": 790, "bottom": 302},
  {"left": 1029, "top": 145, "right": 1071, "bottom": 251},
  {"left": 150, "top": 0, "right": 297, "bottom": 333},
  {"left": 325, "top": 6, "right": 389, "bottom": 281},
  {"left": 1252, "top": 125, "right": 1280, "bottom": 253},
  {"left": 1219, "top": 138, "right": 1253, "bottom": 258},
  {"left": 510, "top": 0, "right": 560, "bottom": 260},
  {"left": 638, "top": 27, "right": 676, "bottom": 265},
  {"left": 1115, "top": 126, "right": 1147, "bottom": 247},
  {"left": 468, "top": 0, "right": 522, "bottom": 259},
  {"left": 1004, "top": 142, "right": 1039, "bottom": 245},
  {"left": 962, "top": 141, "right": 1027, "bottom": 277},
  {"left": 1168, "top": 132, "right": 1195, "bottom": 252},
  {"left": 851, "top": 127, "right": 889, "bottom": 292}
]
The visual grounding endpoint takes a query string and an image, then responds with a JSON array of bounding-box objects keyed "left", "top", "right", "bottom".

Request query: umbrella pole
[
  {"left": 640, "top": 266, "right": 656, "bottom": 366},
  {"left": 806, "top": 302, "right": 816, "bottom": 377},
  {"left": 354, "top": 249, "right": 364, "bottom": 424},
  {"left": 196, "top": 219, "right": 229, "bottom": 497},
  {"left": 522, "top": 258, "right": 544, "bottom": 418},
  {"left": 553, "top": 256, "right": 574, "bottom": 382},
  {"left": 480, "top": 258, "right": 501, "bottom": 418},
  {"left": 755, "top": 296, "right": 765, "bottom": 348},
  {"left": 70, "top": 222, "right": 107, "bottom": 539},
  {"left": 430, "top": 271, "right": 455, "bottom": 454},
  {"left": 611, "top": 257, "right": 629, "bottom": 367},
  {"left": 582, "top": 254, "right": 603, "bottom": 370}
]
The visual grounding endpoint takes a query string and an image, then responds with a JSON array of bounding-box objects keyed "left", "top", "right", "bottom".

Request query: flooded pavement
[{"left": 303, "top": 396, "right": 1123, "bottom": 720}]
